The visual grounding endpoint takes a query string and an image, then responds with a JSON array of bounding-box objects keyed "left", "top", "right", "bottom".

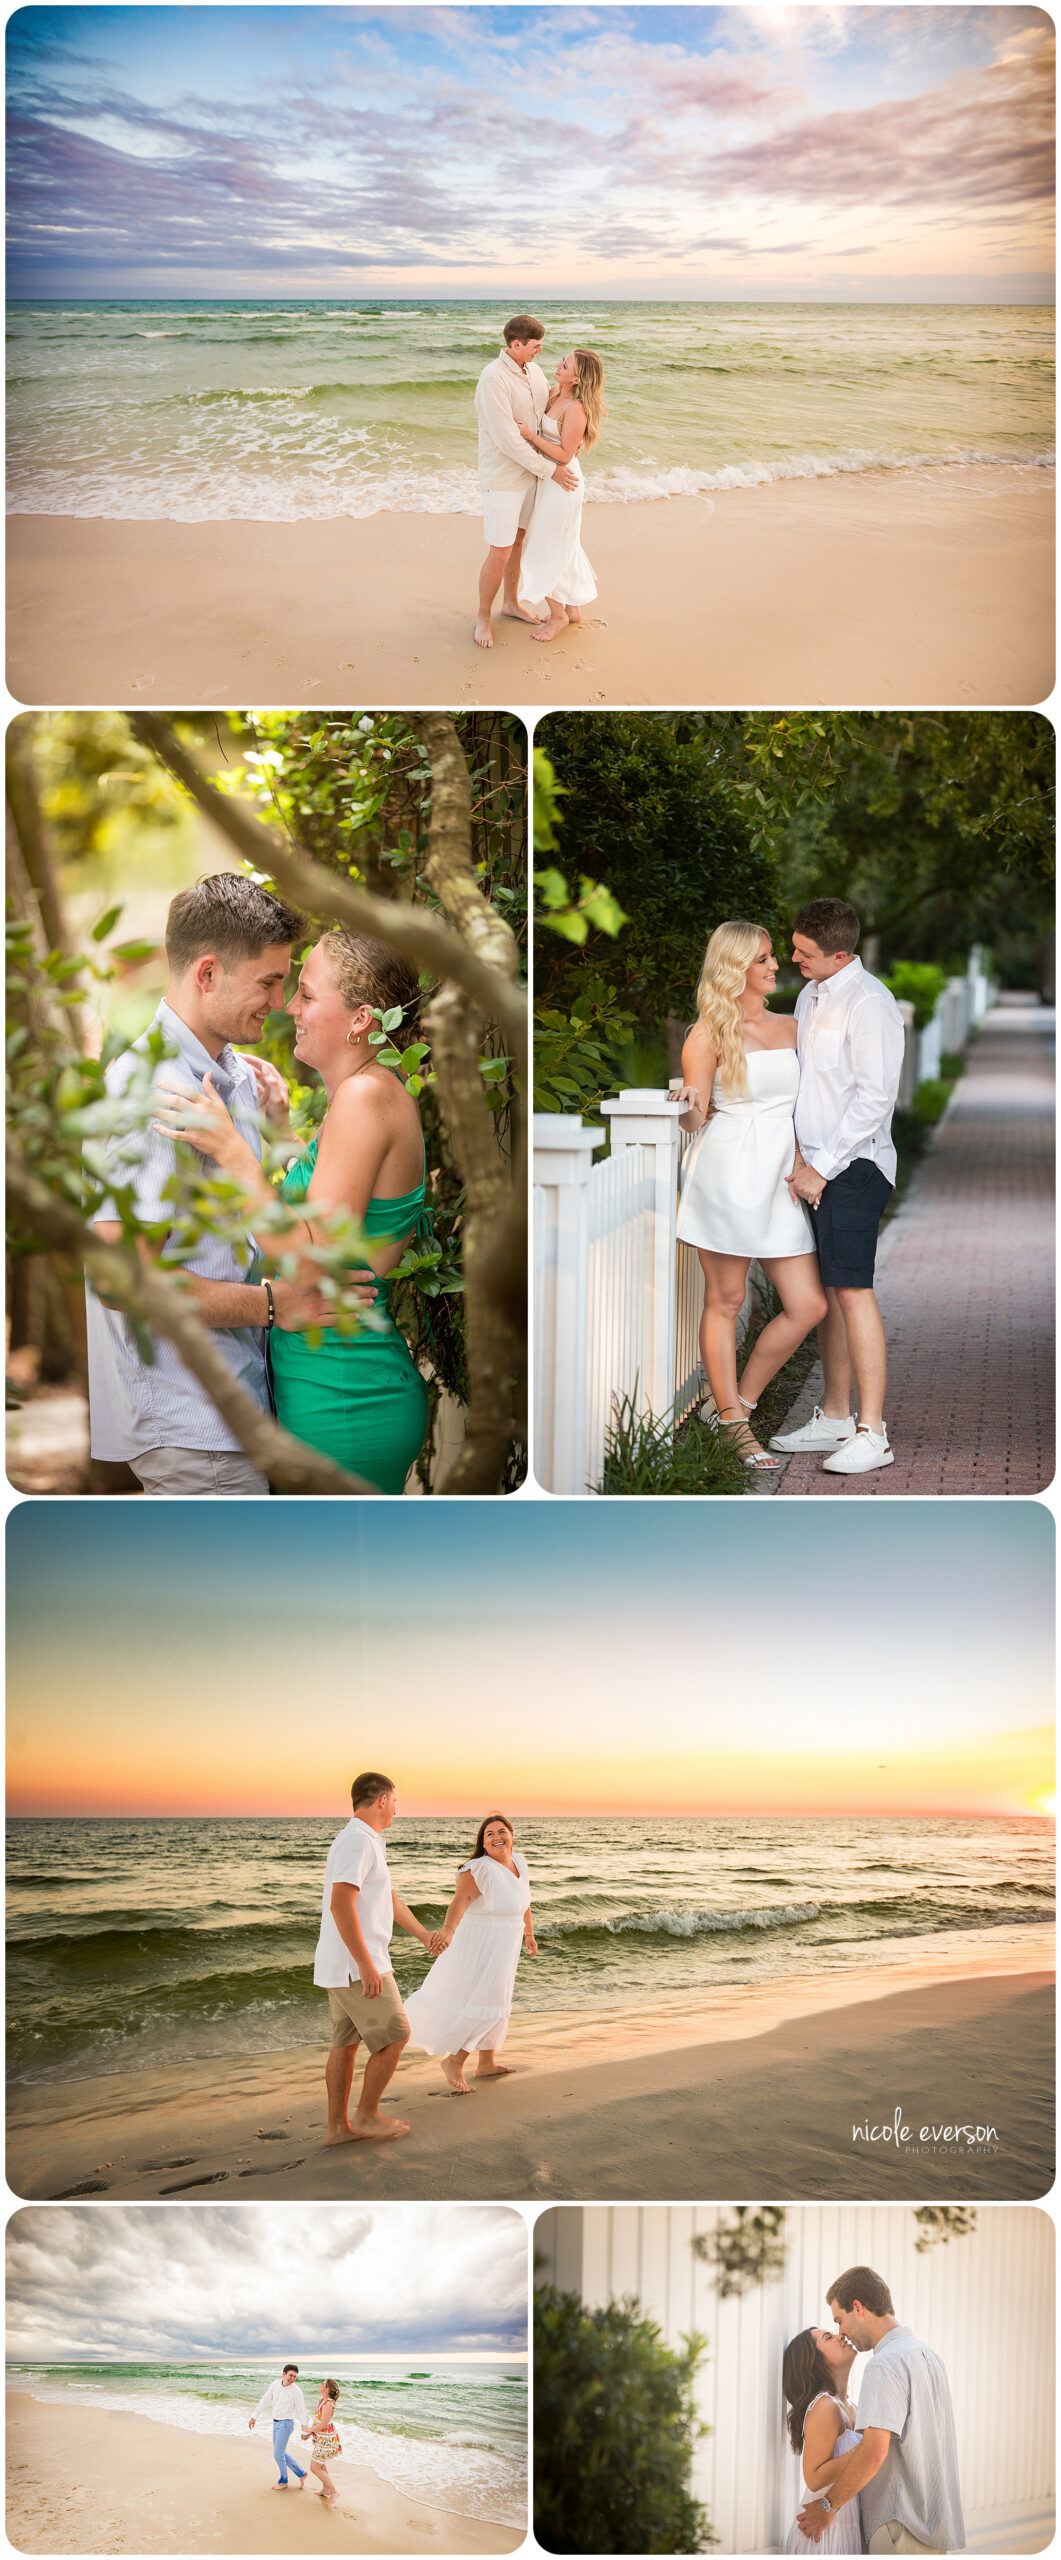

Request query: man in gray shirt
[
  {"left": 87, "top": 872, "right": 321, "bottom": 1497},
  {"left": 798, "top": 2263, "right": 965, "bottom": 2553}
]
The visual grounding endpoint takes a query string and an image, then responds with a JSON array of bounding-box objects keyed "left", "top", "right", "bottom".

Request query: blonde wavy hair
[
  {"left": 694, "top": 921, "right": 770, "bottom": 1097},
  {"left": 572, "top": 349, "right": 606, "bottom": 448}
]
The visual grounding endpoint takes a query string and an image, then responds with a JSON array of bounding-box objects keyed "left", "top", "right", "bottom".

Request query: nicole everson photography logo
[{"left": 852, "top": 2106, "right": 999, "bottom": 2156}]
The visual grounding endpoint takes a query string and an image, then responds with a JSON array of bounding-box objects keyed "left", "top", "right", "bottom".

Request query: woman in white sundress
[
  {"left": 672, "top": 920, "right": 828, "bottom": 1472},
  {"left": 403, "top": 1814, "right": 537, "bottom": 2095},
  {"left": 782, "top": 2326, "right": 866, "bottom": 2553},
  {"left": 515, "top": 348, "right": 604, "bottom": 643}
]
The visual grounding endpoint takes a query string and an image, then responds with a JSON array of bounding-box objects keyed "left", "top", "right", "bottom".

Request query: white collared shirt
[
  {"left": 794, "top": 957, "right": 905, "bottom": 1184},
  {"left": 85, "top": 998, "right": 269, "bottom": 1458},
  {"left": 475, "top": 351, "right": 554, "bottom": 494},
  {"left": 313, "top": 1817, "right": 394, "bottom": 1986},
  {"left": 857, "top": 2326, "right": 965, "bottom": 2551},
  {"left": 254, "top": 2378, "right": 307, "bottom": 2425}
]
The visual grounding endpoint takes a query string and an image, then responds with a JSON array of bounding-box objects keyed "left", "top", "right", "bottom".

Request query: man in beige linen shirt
[{"left": 474, "top": 312, "right": 577, "bottom": 648}]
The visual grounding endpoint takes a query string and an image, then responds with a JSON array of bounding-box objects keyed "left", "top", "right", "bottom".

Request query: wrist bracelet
[{"left": 262, "top": 1278, "right": 276, "bottom": 1331}]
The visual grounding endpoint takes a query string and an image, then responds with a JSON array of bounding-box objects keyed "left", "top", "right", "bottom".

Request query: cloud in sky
[
  {"left": 6, "top": 2206, "right": 527, "bottom": 2360},
  {"left": 6, "top": 5, "right": 1055, "bottom": 296}
]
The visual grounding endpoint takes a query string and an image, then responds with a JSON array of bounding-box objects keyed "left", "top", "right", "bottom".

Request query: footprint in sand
[
  {"left": 128, "top": 678, "right": 157, "bottom": 693},
  {"left": 592, "top": 689, "right": 607, "bottom": 701},
  {"left": 159, "top": 2168, "right": 230, "bottom": 2193}
]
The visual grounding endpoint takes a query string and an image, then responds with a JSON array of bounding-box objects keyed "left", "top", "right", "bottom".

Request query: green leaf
[{"left": 90, "top": 904, "right": 124, "bottom": 943}]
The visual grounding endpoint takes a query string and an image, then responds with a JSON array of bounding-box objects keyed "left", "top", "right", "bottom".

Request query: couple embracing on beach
[
  {"left": 783, "top": 2263, "right": 965, "bottom": 2554},
  {"left": 474, "top": 314, "right": 606, "bottom": 650},
  {"left": 673, "top": 896, "right": 905, "bottom": 1477},
  {"left": 315, "top": 1771, "right": 536, "bottom": 2145}
]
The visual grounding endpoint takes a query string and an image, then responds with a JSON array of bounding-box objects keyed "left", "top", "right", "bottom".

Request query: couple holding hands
[{"left": 315, "top": 1771, "right": 536, "bottom": 2143}]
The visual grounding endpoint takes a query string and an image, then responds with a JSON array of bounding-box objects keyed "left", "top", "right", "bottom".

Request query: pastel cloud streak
[{"left": 6, "top": 5, "right": 1055, "bottom": 296}]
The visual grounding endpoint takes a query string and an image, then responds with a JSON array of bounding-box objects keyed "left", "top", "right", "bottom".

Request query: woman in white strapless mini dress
[
  {"left": 516, "top": 349, "right": 603, "bottom": 643},
  {"left": 782, "top": 2326, "right": 866, "bottom": 2553},
  {"left": 674, "top": 920, "right": 828, "bottom": 1470}
]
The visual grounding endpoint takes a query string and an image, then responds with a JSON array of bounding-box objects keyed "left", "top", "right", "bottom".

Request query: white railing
[
  {"left": 533, "top": 1093, "right": 754, "bottom": 1495},
  {"left": 897, "top": 947, "right": 995, "bottom": 1105}
]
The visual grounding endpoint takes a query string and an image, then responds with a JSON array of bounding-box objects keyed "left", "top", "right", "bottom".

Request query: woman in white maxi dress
[
  {"left": 782, "top": 2325, "right": 866, "bottom": 2554},
  {"left": 672, "top": 921, "right": 828, "bottom": 1472},
  {"left": 516, "top": 349, "right": 603, "bottom": 644},
  {"left": 403, "top": 1815, "right": 537, "bottom": 2095}
]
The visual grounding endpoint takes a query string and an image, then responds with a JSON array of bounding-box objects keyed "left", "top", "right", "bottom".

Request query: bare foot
[
  {"left": 531, "top": 610, "right": 570, "bottom": 644},
  {"left": 441, "top": 2055, "right": 471, "bottom": 2095},
  {"left": 500, "top": 601, "right": 543, "bottom": 623},
  {"left": 324, "top": 2123, "right": 363, "bottom": 2147},
  {"left": 474, "top": 2062, "right": 518, "bottom": 2079},
  {"left": 567, "top": 607, "right": 583, "bottom": 625},
  {"left": 473, "top": 615, "right": 494, "bottom": 649},
  {"left": 349, "top": 2113, "right": 411, "bottom": 2142}
]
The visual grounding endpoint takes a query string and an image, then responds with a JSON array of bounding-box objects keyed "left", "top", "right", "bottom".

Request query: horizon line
[
  {"left": 7, "top": 292, "right": 1055, "bottom": 308},
  {"left": 7, "top": 1804, "right": 1051, "bottom": 1822}
]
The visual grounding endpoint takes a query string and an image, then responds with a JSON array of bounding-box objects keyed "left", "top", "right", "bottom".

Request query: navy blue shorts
[{"left": 810, "top": 1157, "right": 893, "bottom": 1288}]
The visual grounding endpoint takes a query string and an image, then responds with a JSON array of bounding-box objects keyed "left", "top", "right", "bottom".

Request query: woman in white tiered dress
[
  {"left": 782, "top": 2326, "right": 866, "bottom": 2553},
  {"left": 403, "top": 1815, "right": 537, "bottom": 2095},
  {"left": 673, "top": 921, "right": 828, "bottom": 1471},
  {"left": 515, "top": 349, "right": 604, "bottom": 644}
]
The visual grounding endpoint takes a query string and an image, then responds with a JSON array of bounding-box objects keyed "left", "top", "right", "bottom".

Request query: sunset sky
[
  {"left": 7, "top": 5, "right": 1054, "bottom": 300},
  {"left": 7, "top": 1502, "right": 1053, "bottom": 1820}
]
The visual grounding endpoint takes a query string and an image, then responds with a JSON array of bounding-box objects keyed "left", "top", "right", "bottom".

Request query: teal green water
[
  {"left": 7, "top": 299, "right": 1053, "bottom": 518},
  {"left": 6, "top": 2358, "right": 526, "bottom": 2522},
  {"left": 8, "top": 1812, "right": 1052, "bottom": 2085}
]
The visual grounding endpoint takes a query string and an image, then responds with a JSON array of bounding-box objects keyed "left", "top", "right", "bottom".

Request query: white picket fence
[
  {"left": 536, "top": 2204, "right": 1055, "bottom": 2554},
  {"left": 533, "top": 953, "right": 993, "bottom": 1494}
]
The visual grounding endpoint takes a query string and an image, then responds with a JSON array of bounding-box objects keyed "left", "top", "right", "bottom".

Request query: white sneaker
[
  {"left": 770, "top": 1406, "right": 856, "bottom": 1454},
  {"left": 822, "top": 1425, "right": 894, "bottom": 1475}
]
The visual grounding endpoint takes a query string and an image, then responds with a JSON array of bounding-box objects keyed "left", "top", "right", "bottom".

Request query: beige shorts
[
  {"left": 327, "top": 1973, "right": 408, "bottom": 2055},
  {"left": 482, "top": 478, "right": 537, "bottom": 549},
  {"left": 868, "top": 2527, "right": 939, "bottom": 2555}
]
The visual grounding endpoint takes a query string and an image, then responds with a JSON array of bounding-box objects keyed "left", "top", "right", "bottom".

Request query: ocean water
[
  {"left": 6, "top": 299, "right": 1053, "bottom": 521},
  {"left": 5, "top": 2357, "right": 527, "bottom": 2524},
  {"left": 7, "top": 1813, "right": 1052, "bottom": 2088}
]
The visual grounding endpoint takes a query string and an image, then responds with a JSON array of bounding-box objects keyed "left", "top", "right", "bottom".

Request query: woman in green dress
[{"left": 157, "top": 930, "right": 429, "bottom": 1493}]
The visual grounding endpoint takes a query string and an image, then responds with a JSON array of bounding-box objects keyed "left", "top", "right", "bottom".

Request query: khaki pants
[
  {"left": 133, "top": 1445, "right": 269, "bottom": 1496},
  {"left": 869, "top": 2527, "right": 939, "bottom": 2555}
]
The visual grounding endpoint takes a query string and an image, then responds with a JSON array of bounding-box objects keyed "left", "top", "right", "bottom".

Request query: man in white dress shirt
[
  {"left": 248, "top": 2362, "right": 308, "bottom": 2490},
  {"left": 86, "top": 873, "right": 327, "bottom": 1495},
  {"left": 473, "top": 314, "right": 578, "bottom": 649},
  {"left": 772, "top": 897, "right": 905, "bottom": 1476},
  {"left": 314, "top": 1770, "right": 442, "bottom": 2146},
  {"left": 797, "top": 2265, "right": 965, "bottom": 2552}
]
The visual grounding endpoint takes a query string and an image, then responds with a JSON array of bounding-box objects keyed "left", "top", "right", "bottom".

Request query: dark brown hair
[
  {"left": 827, "top": 2265, "right": 895, "bottom": 2318},
  {"left": 351, "top": 1770, "right": 396, "bottom": 1810},
  {"left": 792, "top": 897, "right": 861, "bottom": 957},
  {"left": 504, "top": 313, "right": 545, "bottom": 345},
  {"left": 462, "top": 1810, "right": 515, "bottom": 1870},
  {"left": 282, "top": 2362, "right": 299, "bottom": 2376},
  {"left": 320, "top": 931, "right": 421, "bottom": 1043},
  {"left": 782, "top": 2330, "right": 837, "bottom": 2454},
  {"left": 165, "top": 874, "right": 303, "bottom": 975}
]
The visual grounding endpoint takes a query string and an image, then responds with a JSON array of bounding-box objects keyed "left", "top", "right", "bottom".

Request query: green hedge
[{"left": 534, "top": 2284, "right": 714, "bottom": 2553}]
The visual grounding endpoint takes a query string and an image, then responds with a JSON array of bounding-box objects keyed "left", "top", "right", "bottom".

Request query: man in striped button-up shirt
[{"left": 86, "top": 873, "right": 318, "bottom": 1497}]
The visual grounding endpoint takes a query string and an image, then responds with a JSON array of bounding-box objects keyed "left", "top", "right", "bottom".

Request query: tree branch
[
  {"left": 6, "top": 1141, "right": 376, "bottom": 1497},
  {"left": 409, "top": 712, "right": 520, "bottom": 981},
  {"left": 128, "top": 715, "right": 527, "bottom": 1051},
  {"left": 425, "top": 984, "right": 524, "bottom": 1493}
]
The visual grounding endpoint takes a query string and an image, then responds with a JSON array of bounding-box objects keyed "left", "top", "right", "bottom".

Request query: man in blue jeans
[{"left": 249, "top": 2362, "right": 308, "bottom": 2489}]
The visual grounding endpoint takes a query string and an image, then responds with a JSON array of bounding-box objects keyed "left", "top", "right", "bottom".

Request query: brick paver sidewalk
[{"left": 774, "top": 1000, "right": 1055, "bottom": 1497}]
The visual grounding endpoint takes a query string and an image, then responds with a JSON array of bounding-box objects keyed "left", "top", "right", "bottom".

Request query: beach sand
[
  {"left": 7, "top": 464, "right": 1052, "bottom": 708},
  {"left": 5, "top": 2396, "right": 524, "bottom": 2554},
  {"left": 8, "top": 1950, "right": 1052, "bottom": 2206}
]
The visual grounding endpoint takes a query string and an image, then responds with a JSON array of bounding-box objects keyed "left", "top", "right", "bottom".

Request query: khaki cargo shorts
[{"left": 327, "top": 1971, "right": 408, "bottom": 2055}]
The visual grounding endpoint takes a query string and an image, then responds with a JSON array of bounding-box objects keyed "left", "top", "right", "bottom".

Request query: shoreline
[
  {"left": 4, "top": 2396, "right": 525, "bottom": 2555},
  {"left": 7, "top": 461, "right": 1053, "bottom": 705},
  {"left": 8, "top": 1947, "right": 1052, "bottom": 2205}
]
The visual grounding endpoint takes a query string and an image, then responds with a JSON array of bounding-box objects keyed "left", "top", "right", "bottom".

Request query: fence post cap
[{"left": 601, "top": 1089, "right": 684, "bottom": 1117}]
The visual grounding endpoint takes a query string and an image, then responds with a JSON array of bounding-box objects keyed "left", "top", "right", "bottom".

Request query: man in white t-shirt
[
  {"left": 248, "top": 2362, "right": 307, "bottom": 2489},
  {"left": 772, "top": 896, "right": 905, "bottom": 1477},
  {"left": 797, "top": 2264, "right": 966, "bottom": 2553},
  {"left": 314, "top": 1769, "right": 442, "bottom": 2146},
  {"left": 473, "top": 314, "right": 578, "bottom": 649}
]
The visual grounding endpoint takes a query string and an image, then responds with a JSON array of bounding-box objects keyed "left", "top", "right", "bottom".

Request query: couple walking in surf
[{"left": 315, "top": 1771, "right": 536, "bottom": 2145}]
